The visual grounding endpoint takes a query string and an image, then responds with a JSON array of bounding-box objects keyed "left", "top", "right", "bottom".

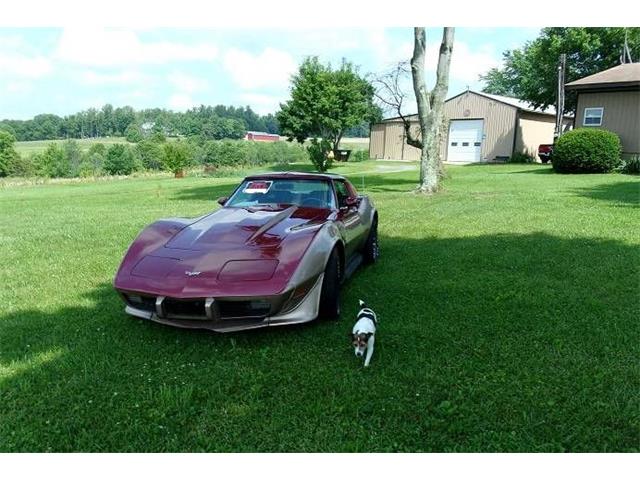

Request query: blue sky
[{"left": 0, "top": 27, "right": 541, "bottom": 120}]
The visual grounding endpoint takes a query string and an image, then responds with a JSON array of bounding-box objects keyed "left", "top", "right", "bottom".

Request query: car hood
[
  {"left": 115, "top": 205, "right": 332, "bottom": 298},
  {"left": 164, "top": 205, "right": 329, "bottom": 251}
]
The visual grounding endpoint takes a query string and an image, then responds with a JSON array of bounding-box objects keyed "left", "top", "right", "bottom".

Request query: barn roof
[
  {"left": 565, "top": 63, "right": 640, "bottom": 90},
  {"left": 379, "top": 89, "right": 563, "bottom": 123}
]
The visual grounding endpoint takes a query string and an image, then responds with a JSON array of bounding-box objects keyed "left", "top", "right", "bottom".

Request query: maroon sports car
[{"left": 113, "top": 172, "right": 379, "bottom": 332}]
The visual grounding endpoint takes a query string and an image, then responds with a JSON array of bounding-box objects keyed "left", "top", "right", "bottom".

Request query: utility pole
[{"left": 554, "top": 53, "right": 566, "bottom": 141}]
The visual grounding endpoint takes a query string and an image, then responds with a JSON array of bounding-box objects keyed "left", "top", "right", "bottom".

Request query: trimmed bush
[{"left": 552, "top": 128, "right": 622, "bottom": 173}]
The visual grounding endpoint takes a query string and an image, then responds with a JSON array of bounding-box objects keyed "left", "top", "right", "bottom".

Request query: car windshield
[{"left": 226, "top": 178, "right": 336, "bottom": 209}]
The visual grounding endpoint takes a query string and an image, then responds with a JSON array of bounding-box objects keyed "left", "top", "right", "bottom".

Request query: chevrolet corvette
[{"left": 113, "top": 172, "right": 379, "bottom": 332}]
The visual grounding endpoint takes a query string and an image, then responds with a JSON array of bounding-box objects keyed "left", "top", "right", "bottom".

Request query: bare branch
[{"left": 372, "top": 62, "right": 423, "bottom": 149}]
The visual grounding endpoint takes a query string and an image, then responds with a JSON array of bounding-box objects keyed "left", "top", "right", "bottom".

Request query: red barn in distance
[{"left": 245, "top": 131, "right": 280, "bottom": 142}]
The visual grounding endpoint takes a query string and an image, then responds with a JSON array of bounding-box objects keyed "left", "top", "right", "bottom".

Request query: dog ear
[{"left": 365, "top": 332, "right": 373, "bottom": 340}]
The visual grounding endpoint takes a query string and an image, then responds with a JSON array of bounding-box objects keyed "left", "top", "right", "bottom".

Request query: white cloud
[
  {"left": 426, "top": 41, "right": 500, "bottom": 85},
  {"left": 77, "top": 70, "right": 147, "bottom": 85},
  {"left": 368, "top": 28, "right": 413, "bottom": 70},
  {"left": 239, "top": 93, "right": 282, "bottom": 115},
  {"left": 0, "top": 52, "right": 52, "bottom": 78},
  {"left": 167, "top": 72, "right": 208, "bottom": 93},
  {"left": 55, "top": 28, "right": 218, "bottom": 67},
  {"left": 223, "top": 47, "right": 297, "bottom": 89},
  {"left": 168, "top": 93, "right": 197, "bottom": 111}
]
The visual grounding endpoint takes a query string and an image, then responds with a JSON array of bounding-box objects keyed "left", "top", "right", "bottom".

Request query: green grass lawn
[{"left": 0, "top": 162, "right": 638, "bottom": 452}]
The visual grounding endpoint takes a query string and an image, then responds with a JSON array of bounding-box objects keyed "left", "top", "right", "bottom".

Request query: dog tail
[{"left": 359, "top": 299, "right": 366, "bottom": 308}]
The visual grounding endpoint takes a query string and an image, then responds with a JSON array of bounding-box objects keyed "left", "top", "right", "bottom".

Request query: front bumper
[{"left": 120, "top": 273, "right": 324, "bottom": 333}]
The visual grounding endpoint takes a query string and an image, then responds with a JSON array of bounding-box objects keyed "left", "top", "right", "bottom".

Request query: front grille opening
[
  {"left": 125, "top": 294, "right": 156, "bottom": 312},
  {"left": 164, "top": 298, "right": 207, "bottom": 318},
  {"left": 218, "top": 300, "right": 271, "bottom": 319}
]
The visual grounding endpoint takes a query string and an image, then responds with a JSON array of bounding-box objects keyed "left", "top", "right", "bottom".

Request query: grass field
[
  {"left": 15, "top": 137, "right": 131, "bottom": 156},
  {"left": 0, "top": 161, "right": 638, "bottom": 452}
]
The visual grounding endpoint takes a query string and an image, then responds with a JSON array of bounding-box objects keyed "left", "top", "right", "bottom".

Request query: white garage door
[{"left": 447, "top": 119, "right": 484, "bottom": 163}]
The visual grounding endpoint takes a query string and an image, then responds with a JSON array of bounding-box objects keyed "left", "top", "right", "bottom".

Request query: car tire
[
  {"left": 362, "top": 217, "right": 379, "bottom": 265},
  {"left": 319, "top": 248, "right": 341, "bottom": 319}
]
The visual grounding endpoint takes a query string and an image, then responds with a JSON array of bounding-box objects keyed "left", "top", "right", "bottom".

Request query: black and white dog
[{"left": 351, "top": 299, "right": 378, "bottom": 367}]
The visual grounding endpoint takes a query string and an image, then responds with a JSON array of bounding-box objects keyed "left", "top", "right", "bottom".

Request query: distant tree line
[
  {"left": 0, "top": 131, "right": 310, "bottom": 179},
  {"left": 0, "top": 104, "right": 281, "bottom": 142}
]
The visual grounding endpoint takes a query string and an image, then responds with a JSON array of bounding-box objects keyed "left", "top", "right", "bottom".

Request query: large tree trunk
[{"left": 411, "top": 27, "right": 454, "bottom": 194}]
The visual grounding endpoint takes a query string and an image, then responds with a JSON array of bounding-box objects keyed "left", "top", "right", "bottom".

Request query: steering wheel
[{"left": 301, "top": 197, "right": 325, "bottom": 208}]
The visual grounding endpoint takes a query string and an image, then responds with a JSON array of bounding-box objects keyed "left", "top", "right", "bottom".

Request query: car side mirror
[
  {"left": 345, "top": 196, "right": 359, "bottom": 208},
  {"left": 217, "top": 196, "right": 228, "bottom": 206}
]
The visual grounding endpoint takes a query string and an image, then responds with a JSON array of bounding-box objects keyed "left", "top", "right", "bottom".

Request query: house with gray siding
[{"left": 565, "top": 63, "right": 640, "bottom": 156}]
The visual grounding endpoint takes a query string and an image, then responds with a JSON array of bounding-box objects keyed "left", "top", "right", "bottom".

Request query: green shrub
[
  {"left": 196, "top": 140, "right": 308, "bottom": 170},
  {"left": 350, "top": 150, "right": 369, "bottom": 162},
  {"left": 63, "top": 140, "right": 83, "bottom": 177},
  {"left": 88, "top": 143, "right": 107, "bottom": 157},
  {"left": 162, "top": 141, "right": 193, "bottom": 175},
  {"left": 125, "top": 124, "right": 143, "bottom": 143},
  {"left": 136, "top": 139, "right": 165, "bottom": 170},
  {"left": 508, "top": 152, "right": 535, "bottom": 164},
  {"left": 77, "top": 151, "right": 106, "bottom": 177},
  {"left": 104, "top": 144, "right": 137, "bottom": 175},
  {"left": 552, "top": 128, "right": 622, "bottom": 173},
  {"left": 0, "top": 130, "right": 19, "bottom": 177},
  {"left": 621, "top": 155, "right": 640, "bottom": 175},
  {"left": 36, "top": 143, "right": 70, "bottom": 177},
  {"left": 307, "top": 138, "right": 333, "bottom": 172},
  {"left": 7, "top": 154, "right": 37, "bottom": 177}
]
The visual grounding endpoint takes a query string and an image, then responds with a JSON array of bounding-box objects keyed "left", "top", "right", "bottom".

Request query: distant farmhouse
[
  {"left": 245, "top": 131, "right": 280, "bottom": 142},
  {"left": 370, "top": 90, "right": 572, "bottom": 163},
  {"left": 566, "top": 63, "right": 640, "bottom": 156}
]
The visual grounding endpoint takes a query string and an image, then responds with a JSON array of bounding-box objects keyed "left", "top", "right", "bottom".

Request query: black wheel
[
  {"left": 362, "top": 217, "right": 379, "bottom": 264},
  {"left": 319, "top": 248, "right": 341, "bottom": 319}
]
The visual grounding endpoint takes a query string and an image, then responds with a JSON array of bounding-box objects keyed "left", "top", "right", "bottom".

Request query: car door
[{"left": 333, "top": 179, "right": 363, "bottom": 260}]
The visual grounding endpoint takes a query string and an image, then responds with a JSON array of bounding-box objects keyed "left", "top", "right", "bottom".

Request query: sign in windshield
[{"left": 227, "top": 179, "right": 336, "bottom": 209}]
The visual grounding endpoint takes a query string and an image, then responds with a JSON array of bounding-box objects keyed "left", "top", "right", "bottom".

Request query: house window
[
  {"left": 451, "top": 142, "right": 458, "bottom": 146},
  {"left": 474, "top": 142, "right": 481, "bottom": 146},
  {"left": 462, "top": 142, "right": 469, "bottom": 147},
  {"left": 583, "top": 107, "right": 603, "bottom": 126}
]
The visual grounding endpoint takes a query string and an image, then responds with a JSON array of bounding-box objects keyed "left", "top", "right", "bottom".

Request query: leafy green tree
[
  {"left": 88, "top": 143, "right": 107, "bottom": 157},
  {"left": 104, "top": 144, "right": 136, "bottom": 175},
  {"left": 481, "top": 28, "right": 640, "bottom": 112},
  {"left": 277, "top": 57, "right": 378, "bottom": 172},
  {"left": 63, "top": 140, "right": 83, "bottom": 177},
  {"left": 125, "top": 123, "right": 143, "bottom": 143},
  {"left": 0, "top": 130, "right": 20, "bottom": 177},
  {"left": 37, "top": 143, "right": 69, "bottom": 177},
  {"left": 162, "top": 141, "right": 193, "bottom": 177},
  {"left": 136, "top": 139, "right": 164, "bottom": 170}
]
